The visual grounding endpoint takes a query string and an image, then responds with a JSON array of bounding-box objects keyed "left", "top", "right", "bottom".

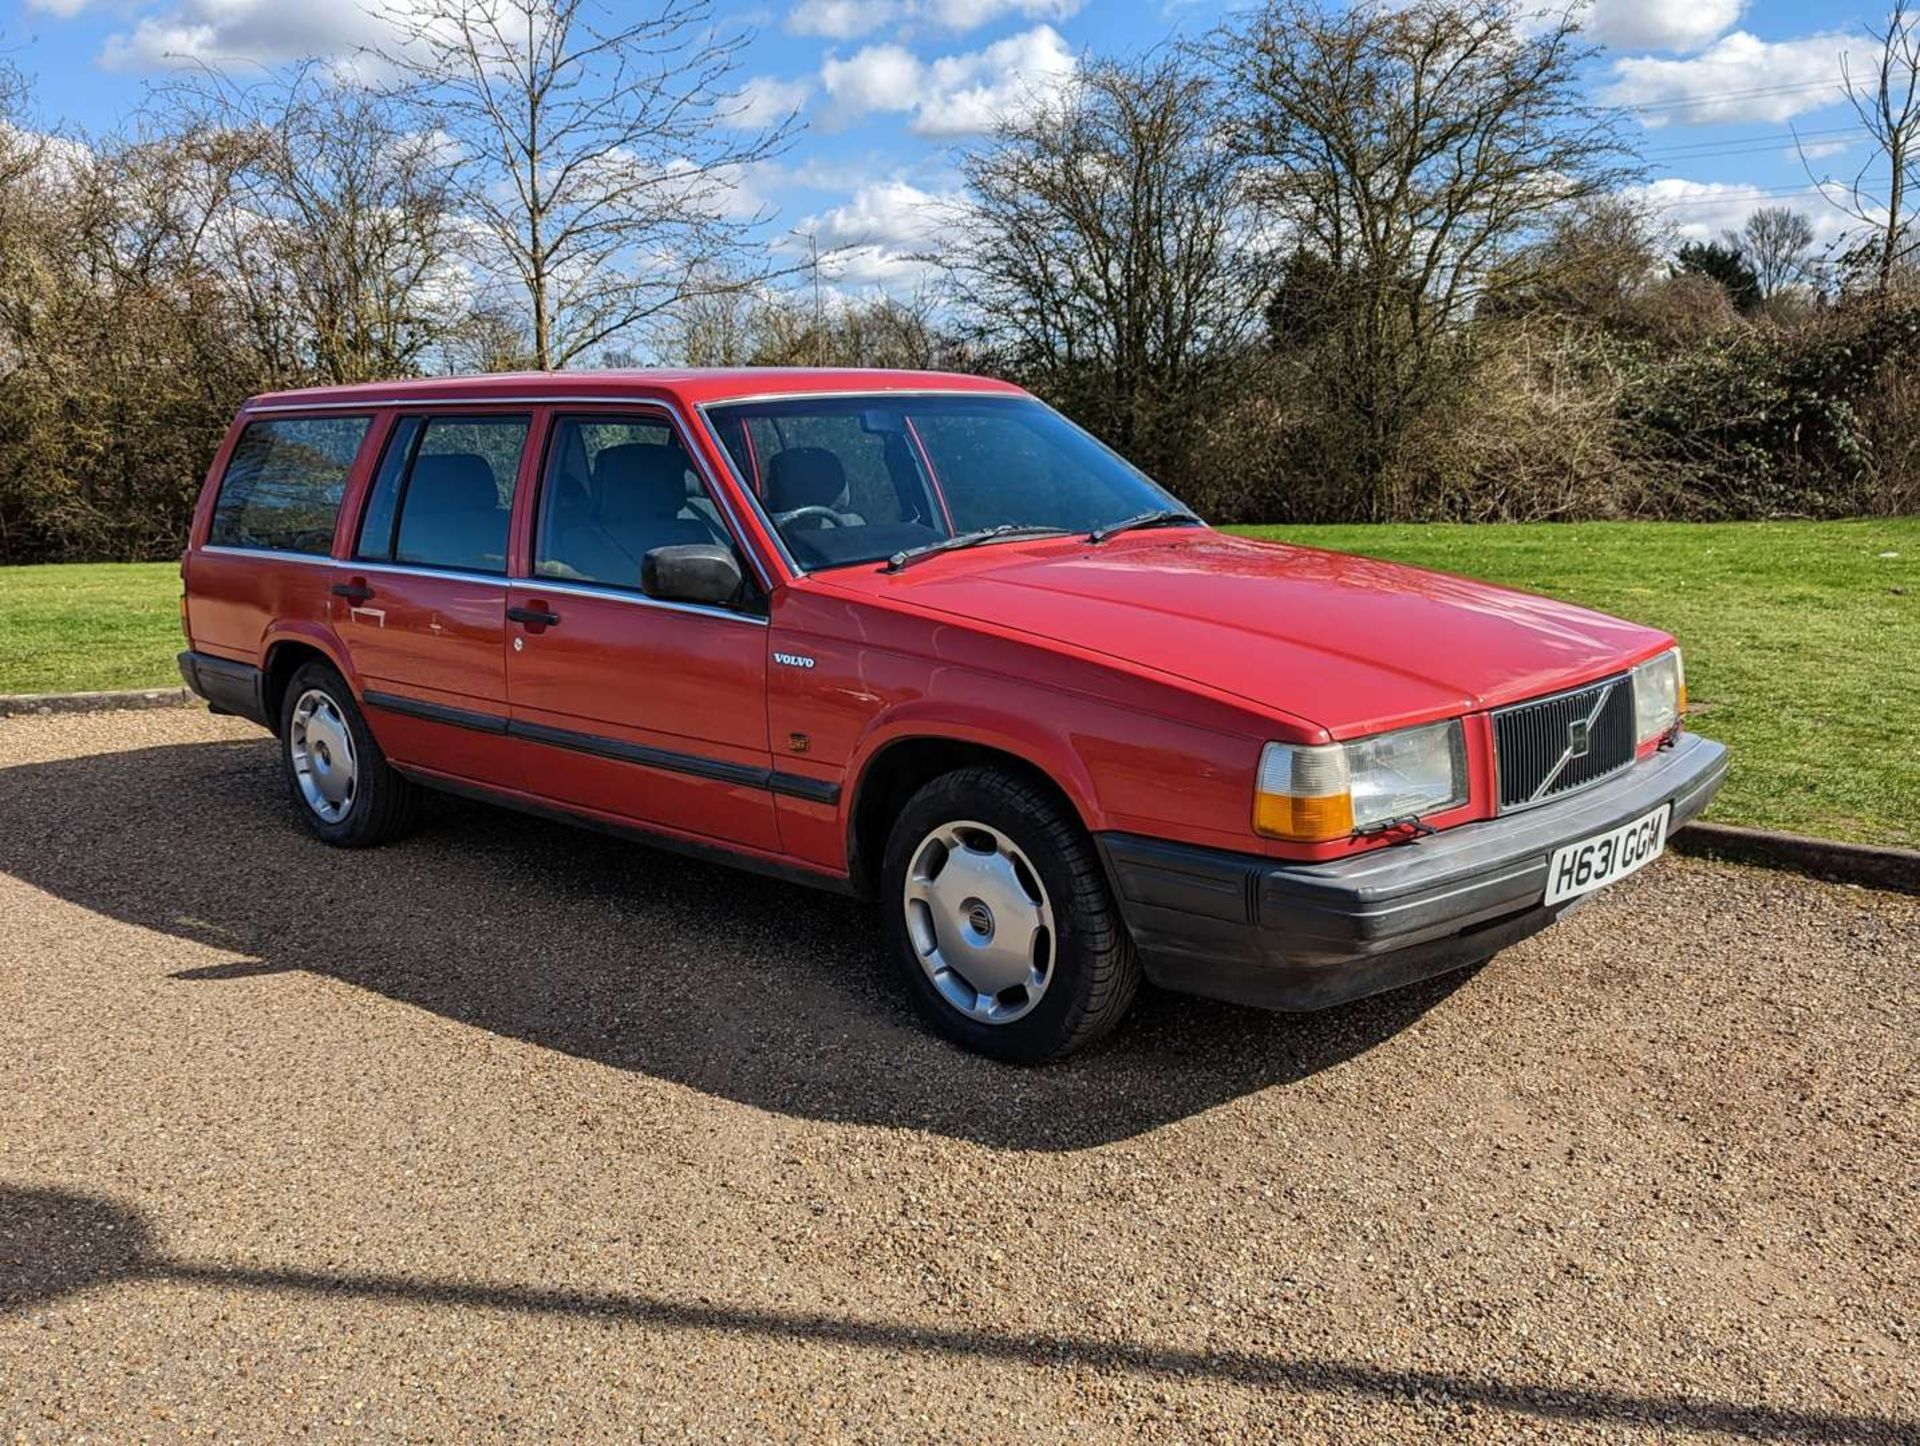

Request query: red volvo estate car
[{"left": 178, "top": 369, "right": 1726, "bottom": 1062}]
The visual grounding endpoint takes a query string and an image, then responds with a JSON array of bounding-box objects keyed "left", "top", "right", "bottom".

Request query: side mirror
[{"left": 642, "top": 544, "right": 743, "bottom": 608}]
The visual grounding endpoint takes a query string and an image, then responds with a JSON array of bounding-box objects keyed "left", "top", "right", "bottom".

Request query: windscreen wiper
[
  {"left": 1087, "top": 509, "right": 1204, "bottom": 544},
  {"left": 883, "top": 524, "right": 1072, "bottom": 573}
]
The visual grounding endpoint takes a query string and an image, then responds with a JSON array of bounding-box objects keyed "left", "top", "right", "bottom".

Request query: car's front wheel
[
  {"left": 881, "top": 766, "right": 1140, "bottom": 1063},
  {"left": 278, "top": 660, "right": 420, "bottom": 847}
]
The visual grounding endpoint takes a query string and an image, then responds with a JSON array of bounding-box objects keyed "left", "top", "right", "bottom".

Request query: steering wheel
[{"left": 773, "top": 505, "right": 847, "bottom": 528}]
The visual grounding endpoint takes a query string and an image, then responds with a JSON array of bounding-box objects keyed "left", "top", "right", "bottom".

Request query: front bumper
[{"left": 1097, "top": 732, "right": 1728, "bottom": 1012}]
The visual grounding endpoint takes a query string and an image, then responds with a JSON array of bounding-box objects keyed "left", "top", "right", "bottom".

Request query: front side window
[
  {"left": 707, "top": 394, "right": 1183, "bottom": 571},
  {"left": 533, "top": 416, "right": 732, "bottom": 588},
  {"left": 209, "top": 415, "right": 370, "bottom": 555},
  {"left": 357, "top": 414, "right": 530, "bottom": 575}
]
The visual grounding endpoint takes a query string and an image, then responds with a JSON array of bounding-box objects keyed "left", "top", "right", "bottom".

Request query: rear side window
[
  {"left": 355, "top": 414, "right": 530, "bottom": 575},
  {"left": 209, "top": 415, "right": 370, "bottom": 555}
]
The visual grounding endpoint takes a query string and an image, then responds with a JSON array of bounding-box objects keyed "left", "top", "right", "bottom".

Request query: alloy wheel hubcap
[
  {"left": 903, "top": 820, "right": 1054, "bottom": 1025},
  {"left": 289, "top": 688, "right": 358, "bottom": 824}
]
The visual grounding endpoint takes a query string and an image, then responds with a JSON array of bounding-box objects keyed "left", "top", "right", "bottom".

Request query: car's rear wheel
[
  {"left": 881, "top": 766, "right": 1140, "bottom": 1063},
  {"left": 278, "top": 660, "right": 420, "bottom": 847}
]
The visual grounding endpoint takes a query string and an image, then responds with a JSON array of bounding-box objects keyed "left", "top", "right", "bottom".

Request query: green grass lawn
[
  {"left": 3, "top": 520, "right": 1916, "bottom": 845},
  {"left": 0, "top": 562, "right": 183, "bottom": 696}
]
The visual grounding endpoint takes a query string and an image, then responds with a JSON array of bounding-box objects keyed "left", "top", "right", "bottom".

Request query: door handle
[
  {"left": 507, "top": 605, "right": 560, "bottom": 627},
  {"left": 331, "top": 582, "right": 374, "bottom": 603}
]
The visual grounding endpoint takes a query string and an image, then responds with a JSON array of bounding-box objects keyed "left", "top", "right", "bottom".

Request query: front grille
[{"left": 1493, "top": 675, "right": 1636, "bottom": 811}]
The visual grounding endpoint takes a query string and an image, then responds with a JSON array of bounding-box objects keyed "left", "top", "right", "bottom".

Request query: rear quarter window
[{"left": 209, "top": 415, "right": 371, "bottom": 555}]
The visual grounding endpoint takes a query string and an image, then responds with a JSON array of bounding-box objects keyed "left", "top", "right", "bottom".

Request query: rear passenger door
[
  {"left": 333, "top": 412, "right": 531, "bottom": 789},
  {"left": 505, "top": 411, "right": 779, "bottom": 852}
]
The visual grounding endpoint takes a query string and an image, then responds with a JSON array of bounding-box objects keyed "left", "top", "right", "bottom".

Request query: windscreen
[{"left": 705, "top": 394, "right": 1184, "bottom": 570}]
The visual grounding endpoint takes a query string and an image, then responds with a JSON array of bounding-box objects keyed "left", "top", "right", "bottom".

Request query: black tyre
[
  {"left": 880, "top": 766, "right": 1140, "bottom": 1063},
  {"left": 277, "top": 660, "right": 421, "bottom": 847}
]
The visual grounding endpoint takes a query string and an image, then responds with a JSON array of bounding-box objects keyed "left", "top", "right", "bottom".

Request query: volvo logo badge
[{"left": 1568, "top": 718, "right": 1592, "bottom": 758}]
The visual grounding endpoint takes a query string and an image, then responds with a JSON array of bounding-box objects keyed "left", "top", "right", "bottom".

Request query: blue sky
[{"left": 0, "top": 0, "right": 1892, "bottom": 289}]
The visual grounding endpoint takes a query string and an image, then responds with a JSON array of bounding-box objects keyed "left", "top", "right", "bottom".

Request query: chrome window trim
[
  {"left": 198, "top": 545, "right": 767, "bottom": 626},
  {"left": 201, "top": 544, "right": 340, "bottom": 569},
  {"left": 344, "top": 557, "right": 513, "bottom": 587},
  {"left": 244, "top": 395, "right": 693, "bottom": 413},
  {"left": 694, "top": 386, "right": 1018, "bottom": 409},
  {"left": 245, "top": 395, "right": 774, "bottom": 593},
  {"left": 518, "top": 577, "right": 769, "bottom": 627},
  {"left": 245, "top": 387, "right": 1012, "bottom": 414}
]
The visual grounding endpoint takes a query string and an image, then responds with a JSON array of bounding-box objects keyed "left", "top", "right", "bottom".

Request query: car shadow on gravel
[
  {"left": 0, "top": 737, "right": 1472, "bottom": 1151},
  {"left": 1, "top": 1182, "right": 1909, "bottom": 1444}
]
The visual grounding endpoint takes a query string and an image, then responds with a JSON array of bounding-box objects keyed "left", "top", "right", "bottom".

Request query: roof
[{"left": 244, "top": 367, "right": 1027, "bottom": 411}]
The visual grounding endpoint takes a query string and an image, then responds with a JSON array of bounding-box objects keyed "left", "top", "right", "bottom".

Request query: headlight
[
  {"left": 1631, "top": 648, "right": 1686, "bottom": 745},
  {"left": 1255, "top": 720, "right": 1468, "bottom": 841}
]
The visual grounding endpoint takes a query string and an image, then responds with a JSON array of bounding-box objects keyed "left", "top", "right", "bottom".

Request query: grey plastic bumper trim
[{"left": 1098, "top": 733, "right": 1729, "bottom": 1011}]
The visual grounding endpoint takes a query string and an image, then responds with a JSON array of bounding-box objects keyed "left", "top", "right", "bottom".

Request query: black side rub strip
[
  {"left": 513, "top": 719, "right": 842, "bottom": 804},
  {"left": 510, "top": 719, "right": 765, "bottom": 788},
  {"left": 365, "top": 691, "right": 841, "bottom": 805},
  {"left": 363, "top": 690, "right": 508, "bottom": 735}
]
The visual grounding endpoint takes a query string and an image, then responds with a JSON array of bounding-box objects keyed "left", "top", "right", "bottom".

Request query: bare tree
[
  {"left": 951, "top": 52, "right": 1268, "bottom": 483},
  {"left": 1824, "top": 0, "right": 1919, "bottom": 292},
  {"left": 377, "top": 0, "right": 795, "bottom": 370},
  {"left": 1739, "top": 206, "right": 1817, "bottom": 300},
  {"left": 667, "top": 276, "right": 758, "bottom": 367},
  {"left": 1488, "top": 195, "right": 1668, "bottom": 331},
  {"left": 0, "top": 57, "right": 41, "bottom": 199},
  {"left": 170, "top": 65, "right": 467, "bottom": 384},
  {"left": 1210, "top": 0, "right": 1635, "bottom": 505},
  {"left": 666, "top": 274, "right": 965, "bottom": 371}
]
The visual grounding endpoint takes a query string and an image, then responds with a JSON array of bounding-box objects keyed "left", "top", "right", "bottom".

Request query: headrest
[
  {"left": 766, "top": 447, "right": 847, "bottom": 512},
  {"left": 406, "top": 453, "right": 498, "bottom": 514},
  {"left": 594, "top": 443, "right": 695, "bottom": 527}
]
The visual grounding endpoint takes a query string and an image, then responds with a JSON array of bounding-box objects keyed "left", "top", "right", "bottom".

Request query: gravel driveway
[{"left": 1, "top": 708, "right": 1914, "bottom": 1442}]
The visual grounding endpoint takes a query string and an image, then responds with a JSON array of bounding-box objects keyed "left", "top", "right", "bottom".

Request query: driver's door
[{"left": 504, "top": 410, "right": 779, "bottom": 852}]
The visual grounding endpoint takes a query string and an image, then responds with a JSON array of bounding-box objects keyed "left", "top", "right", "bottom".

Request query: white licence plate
[{"left": 1543, "top": 804, "right": 1672, "bottom": 906}]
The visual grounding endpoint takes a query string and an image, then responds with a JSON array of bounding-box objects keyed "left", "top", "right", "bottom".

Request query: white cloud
[
  {"left": 24, "top": 0, "right": 93, "bottom": 17},
  {"left": 730, "top": 75, "right": 812, "bottom": 130},
  {"left": 916, "top": 24, "right": 1076, "bottom": 136},
  {"left": 708, "top": 162, "right": 780, "bottom": 222},
  {"left": 796, "top": 178, "right": 960, "bottom": 288},
  {"left": 95, "top": 0, "right": 408, "bottom": 72},
  {"left": 821, "top": 44, "right": 925, "bottom": 119},
  {"left": 789, "top": 0, "right": 900, "bottom": 39},
  {"left": 820, "top": 24, "right": 1077, "bottom": 136},
  {"left": 787, "top": 0, "right": 1082, "bottom": 40},
  {"left": 1604, "top": 30, "right": 1852, "bottom": 127},
  {"left": 1629, "top": 178, "right": 1850, "bottom": 245},
  {"left": 921, "top": 0, "right": 1083, "bottom": 30},
  {"left": 1578, "top": 0, "right": 1743, "bottom": 54}
]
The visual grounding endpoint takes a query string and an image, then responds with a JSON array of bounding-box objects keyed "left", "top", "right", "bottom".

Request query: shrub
[{"left": 1621, "top": 295, "right": 1920, "bottom": 518}]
